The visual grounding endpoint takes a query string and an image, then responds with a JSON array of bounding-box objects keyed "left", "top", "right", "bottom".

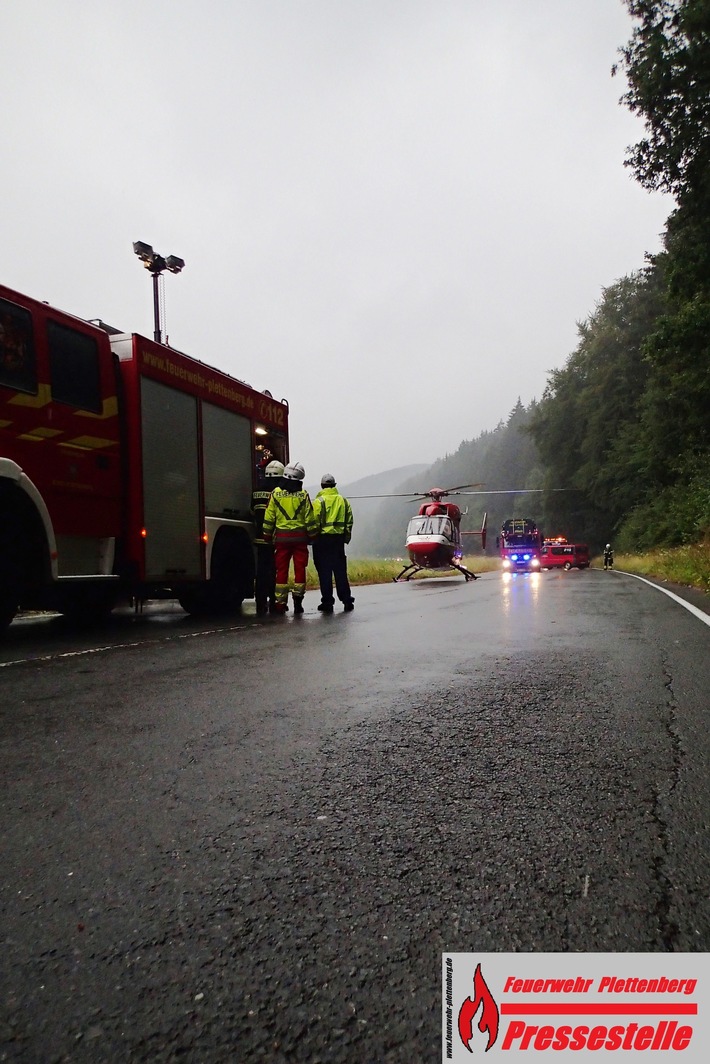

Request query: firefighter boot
[{"left": 293, "top": 594, "right": 305, "bottom": 615}]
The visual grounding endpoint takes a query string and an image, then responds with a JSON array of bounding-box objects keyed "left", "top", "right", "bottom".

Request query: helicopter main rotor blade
[
  {"left": 348, "top": 492, "right": 427, "bottom": 499},
  {"left": 349, "top": 486, "right": 571, "bottom": 500},
  {"left": 454, "top": 488, "right": 571, "bottom": 495},
  {"left": 349, "top": 481, "right": 485, "bottom": 500},
  {"left": 437, "top": 482, "right": 485, "bottom": 493}
]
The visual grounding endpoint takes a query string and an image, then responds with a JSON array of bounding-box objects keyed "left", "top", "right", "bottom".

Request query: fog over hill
[
  {"left": 337, "top": 401, "right": 550, "bottom": 556},
  {"left": 305, "top": 400, "right": 551, "bottom": 558},
  {"left": 306, "top": 464, "right": 429, "bottom": 557}
]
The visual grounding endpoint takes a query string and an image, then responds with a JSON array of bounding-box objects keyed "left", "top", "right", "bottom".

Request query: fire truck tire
[
  {"left": 179, "top": 529, "right": 254, "bottom": 617},
  {"left": 564, "top": 561, "right": 572, "bottom": 570},
  {"left": 0, "top": 592, "right": 18, "bottom": 631},
  {"left": 0, "top": 519, "right": 22, "bottom": 631},
  {"left": 58, "top": 587, "right": 117, "bottom": 625},
  {"left": 0, "top": 555, "right": 20, "bottom": 629},
  {"left": 177, "top": 590, "right": 202, "bottom": 616},
  {"left": 209, "top": 530, "right": 254, "bottom": 612}
]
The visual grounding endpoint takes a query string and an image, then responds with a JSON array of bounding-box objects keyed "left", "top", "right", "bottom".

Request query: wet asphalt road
[{"left": 1, "top": 568, "right": 709, "bottom": 1062}]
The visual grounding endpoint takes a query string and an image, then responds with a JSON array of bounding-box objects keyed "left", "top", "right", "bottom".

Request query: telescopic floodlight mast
[{"left": 132, "top": 241, "right": 185, "bottom": 343}]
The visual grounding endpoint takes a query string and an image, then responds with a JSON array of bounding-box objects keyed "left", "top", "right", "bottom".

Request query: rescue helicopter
[{"left": 349, "top": 483, "right": 554, "bottom": 582}]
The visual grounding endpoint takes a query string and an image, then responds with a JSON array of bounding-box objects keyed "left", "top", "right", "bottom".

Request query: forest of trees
[
  {"left": 532, "top": 0, "right": 710, "bottom": 550},
  {"left": 357, "top": 0, "right": 710, "bottom": 557}
]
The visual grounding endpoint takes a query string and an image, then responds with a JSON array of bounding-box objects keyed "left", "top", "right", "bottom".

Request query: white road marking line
[
  {"left": 0, "top": 625, "right": 251, "bottom": 669},
  {"left": 615, "top": 571, "right": 710, "bottom": 628}
]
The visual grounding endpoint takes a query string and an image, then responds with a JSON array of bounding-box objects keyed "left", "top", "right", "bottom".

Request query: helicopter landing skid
[
  {"left": 393, "top": 563, "right": 421, "bottom": 582},
  {"left": 393, "top": 562, "right": 478, "bottom": 582},
  {"left": 452, "top": 561, "right": 478, "bottom": 581}
]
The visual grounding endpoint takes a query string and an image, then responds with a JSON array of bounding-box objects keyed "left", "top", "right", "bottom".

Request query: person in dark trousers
[
  {"left": 603, "top": 543, "right": 614, "bottom": 570},
  {"left": 312, "top": 473, "right": 355, "bottom": 613},
  {"left": 251, "top": 459, "right": 284, "bottom": 614}
]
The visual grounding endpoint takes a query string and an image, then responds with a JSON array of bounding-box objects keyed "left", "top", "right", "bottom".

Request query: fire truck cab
[
  {"left": 0, "top": 282, "right": 288, "bottom": 628},
  {"left": 497, "top": 517, "right": 543, "bottom": 572}
]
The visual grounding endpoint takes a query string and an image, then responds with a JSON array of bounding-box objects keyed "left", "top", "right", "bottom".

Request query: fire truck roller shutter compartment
[
  {"left": 201, "top": 400, "right": 255, "bottom": 607},
  {"left": 140, "top": 377, "right": 201, "bottom": 580},
  {"left": 202, "top": 401, "right": 252, "bottom": 520}
]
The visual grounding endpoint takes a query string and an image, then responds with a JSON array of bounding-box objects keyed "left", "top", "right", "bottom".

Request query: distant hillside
[
  {"left": 348, "top": 465, "right": 446, "bottom": 557},
  {"left": 350, "top": 402, "right": 547, "bottom": 557},
  {"left": 342, "top": 464, "right": 429, "bottom": 499},
  {"left": 303, "top": 409, "right": 552, "bottom": 559},
  {"left": 321, "top": 465, "right": 429, "bottom": 556}
]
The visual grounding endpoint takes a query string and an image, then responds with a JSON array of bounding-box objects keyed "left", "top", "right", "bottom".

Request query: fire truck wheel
[
  {"left": 564, "top": 562, "right": 572, "bottom": 570},
  {"left": 0, "top": 595, "right": 18, "bottom": 631},
  {"left": 178, "top": 589, "right": 206, "bottom": 616},
  {"left": 0, "top": 525, "right": 21, "bottom": 631},
  {"left": 59, "top": 587, "right": 117, "bottom": 625},
  {"left": 0, "top": 559, "right": 19, "bottom": 629},
  {"left": 207, "top": 529, "right": 254, "bottom": 614}
]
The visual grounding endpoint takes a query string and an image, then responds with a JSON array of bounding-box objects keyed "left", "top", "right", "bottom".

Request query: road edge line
[{"left": 614, "top": 570, "right": 710, "bottom": 629}]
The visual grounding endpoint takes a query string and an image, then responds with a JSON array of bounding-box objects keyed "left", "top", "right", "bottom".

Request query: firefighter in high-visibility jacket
[
  {"left": 251, "top": 459, "right": 284, "bottom": 615},
  {"left": 262, "top": 462, "right": 319, "bottom": 614},
  {"left": 312, "top": 473, "right": 355, "bottom": 613}
]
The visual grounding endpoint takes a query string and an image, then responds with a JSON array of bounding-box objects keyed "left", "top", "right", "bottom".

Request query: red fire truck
[
  {"left": 497, "top": 517, "right": 543, "bottom": 572},
  {"left": 0, "top": 282, "right": 289, "bottom": 628}
]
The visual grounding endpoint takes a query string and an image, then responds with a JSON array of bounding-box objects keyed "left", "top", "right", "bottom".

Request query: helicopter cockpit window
[
  {"left": 408, "top": 515, "right": 454, "bottom": 539},
  {"left": 436, "top": 516, "right": 454, "bottom": 540}
]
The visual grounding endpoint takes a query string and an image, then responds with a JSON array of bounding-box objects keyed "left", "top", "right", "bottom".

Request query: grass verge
[
  {"left": 592, "top": 542, "right": 710, "bottom": 593},
  {"left": 306, "top": 555, "right": 502, "bottom": 589}
]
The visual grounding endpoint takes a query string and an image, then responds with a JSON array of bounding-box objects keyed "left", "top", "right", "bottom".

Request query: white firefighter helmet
[
  {"left": 283, "top": 462, "right": 305, "bottom": 482},
  {"left": 265, "top": 460, "right": 285, "bottom": 477}
]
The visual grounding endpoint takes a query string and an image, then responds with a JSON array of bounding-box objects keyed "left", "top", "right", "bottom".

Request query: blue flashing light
[
  {"left": 523, "top": 553, "right": 530, "bottom": 560},
  {"left": 511, "top": 553, "right": 518, "bottom": 560}
]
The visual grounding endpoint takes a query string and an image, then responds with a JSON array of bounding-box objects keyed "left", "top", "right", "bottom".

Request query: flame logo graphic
[{"left": 457, "top": 962, "right": 499, "bottom": 1053}]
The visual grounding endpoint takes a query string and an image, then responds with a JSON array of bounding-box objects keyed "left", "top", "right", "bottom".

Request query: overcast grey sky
[{"left": 1, "top": 0, "right": 672, "bottom": 486}]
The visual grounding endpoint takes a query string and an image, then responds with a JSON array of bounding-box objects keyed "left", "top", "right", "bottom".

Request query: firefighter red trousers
[{"left": 274, "top": 543, "right": 309, "bottom": 604}]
